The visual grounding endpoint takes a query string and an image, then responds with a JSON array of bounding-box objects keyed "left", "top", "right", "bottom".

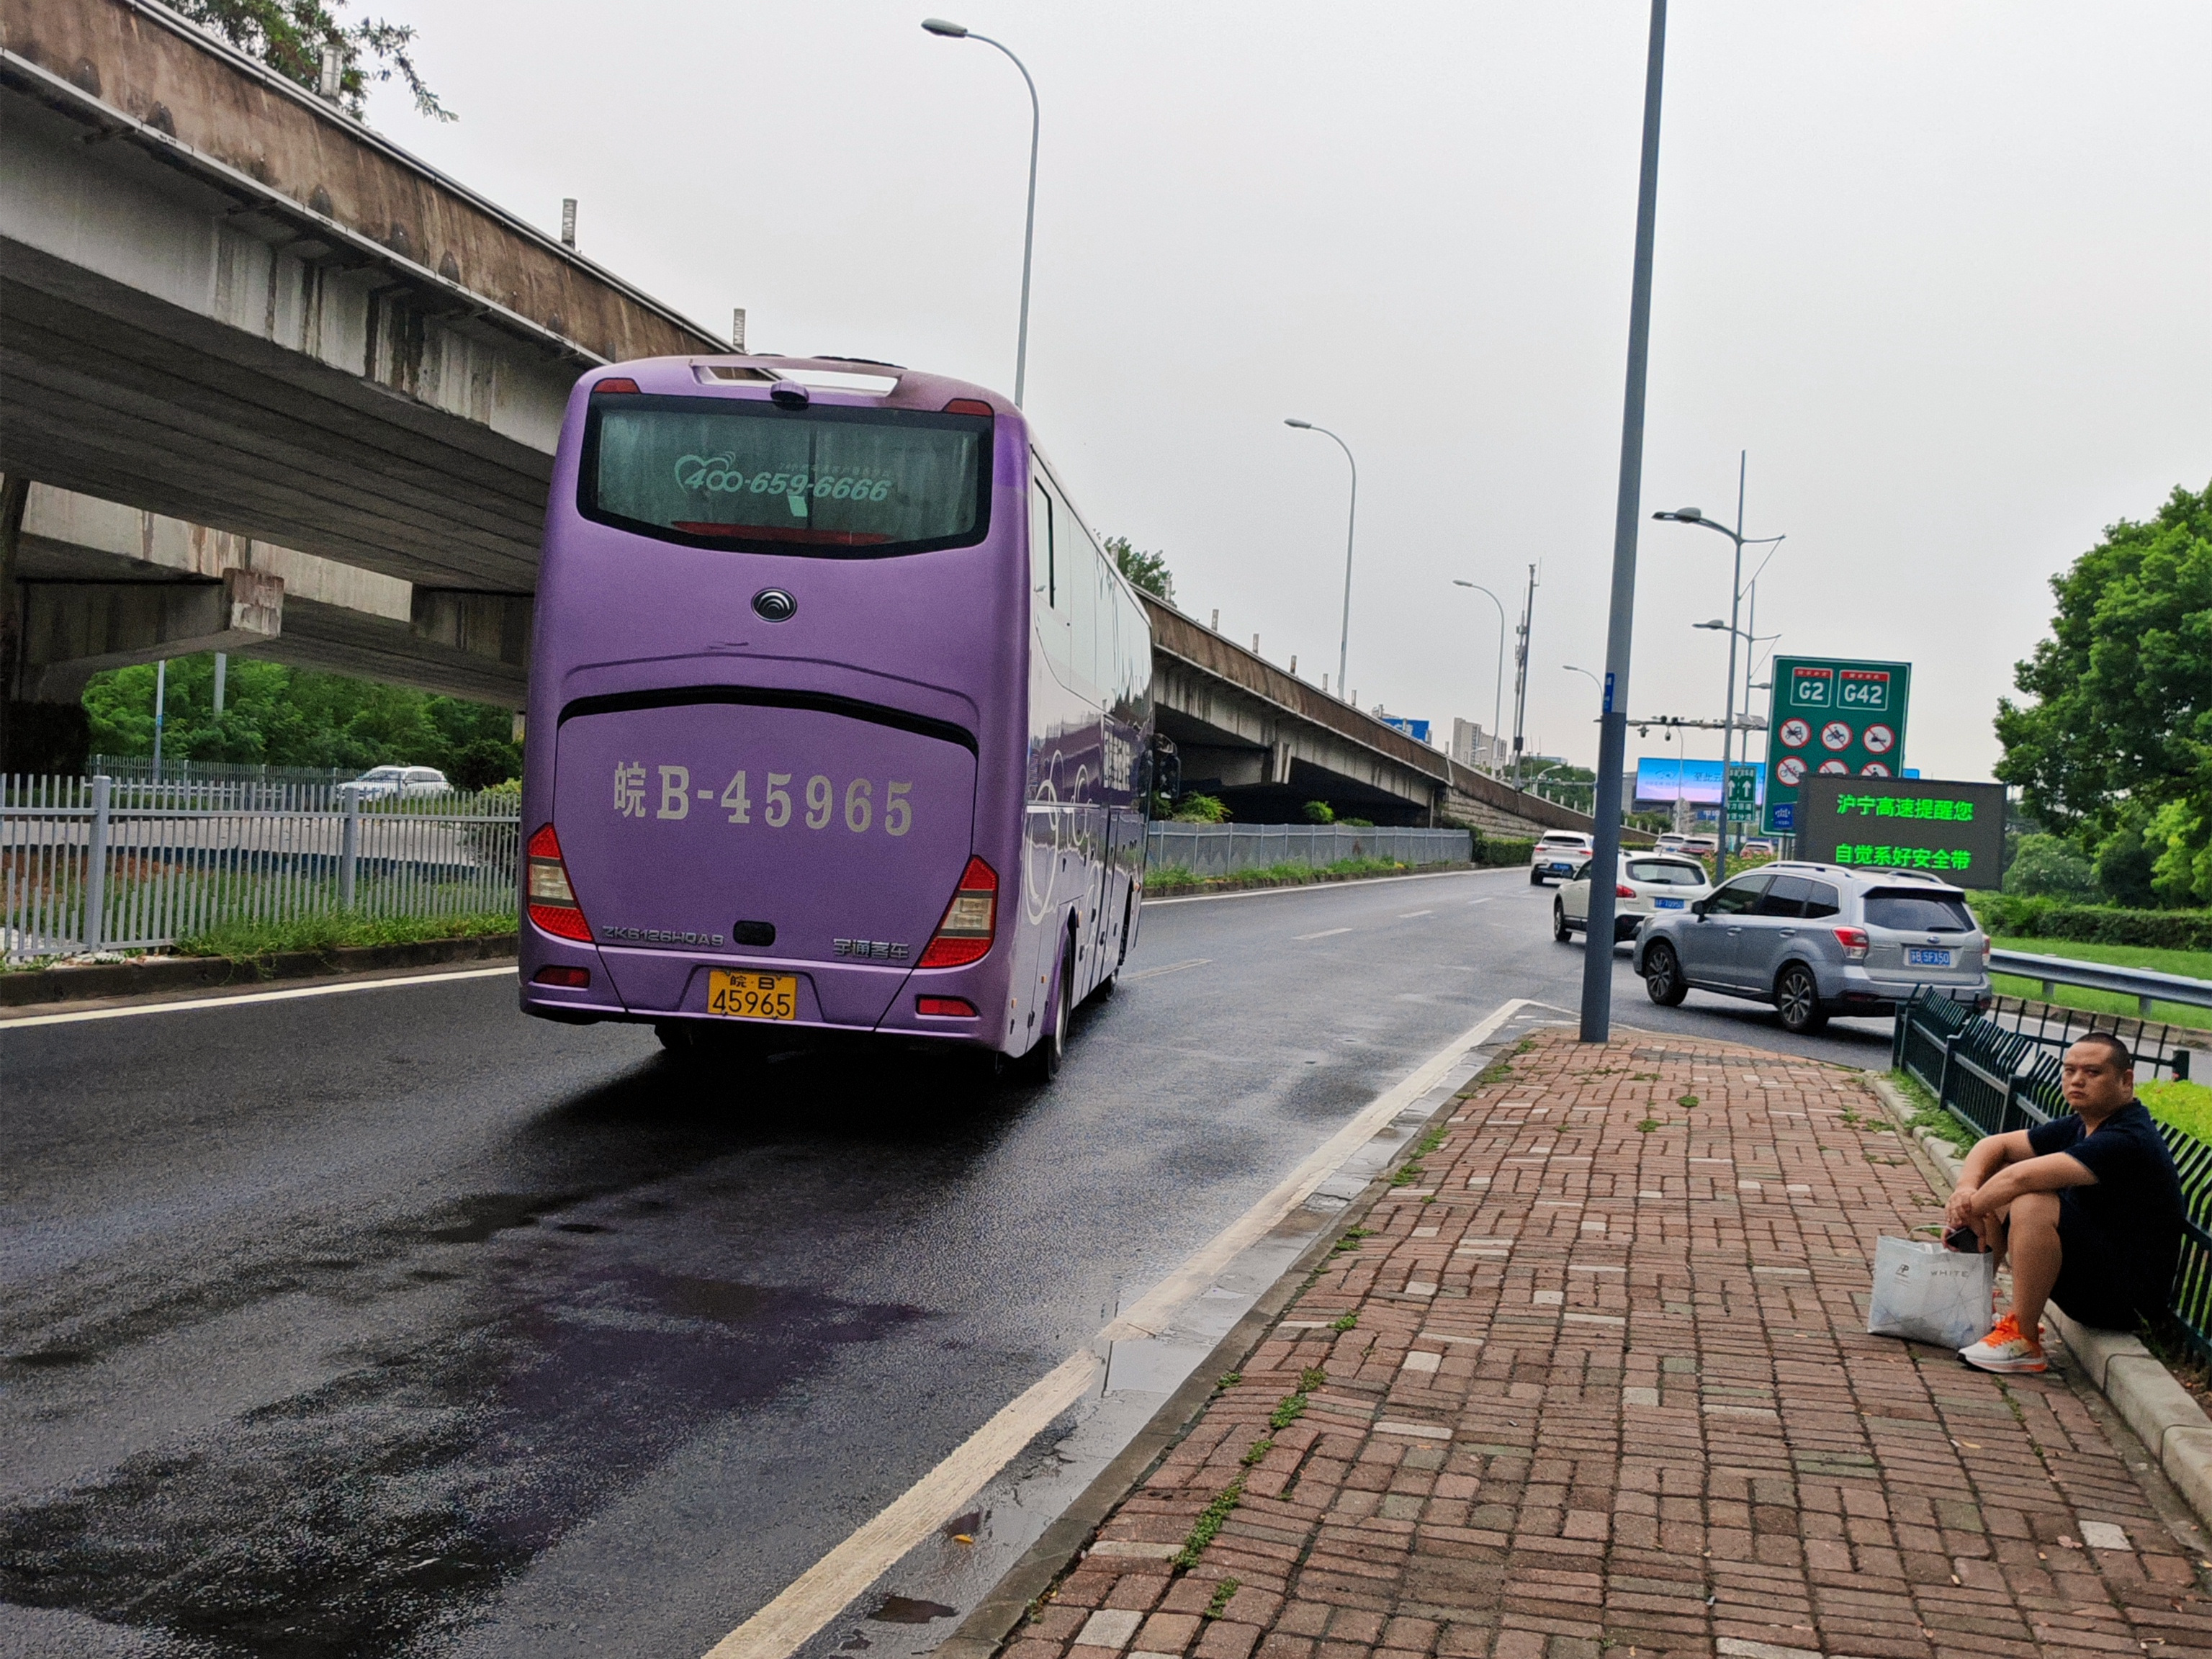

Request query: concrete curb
[
  {"left": 1865, "top": 1073, "right": 2212, "bottom": 1532},
  {"left": 0, "top": 932, "right": 518, "bottom": 1007}
]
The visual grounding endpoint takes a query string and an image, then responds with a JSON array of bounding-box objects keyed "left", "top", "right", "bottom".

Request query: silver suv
[{"left": 1629, "top": 860, "right": 1991, "bottom": 1034}]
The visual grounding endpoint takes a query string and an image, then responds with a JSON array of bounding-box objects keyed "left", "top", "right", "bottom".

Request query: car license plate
[
  {"left": 1655, "top": 896, "right": 1685, "bottom": 909},
  {"left": 706, "top": 969, "right": 798, "bottom": 1020},
  {"left": 1547, "top": 862, "right": 1572, "bottom": 873},
  {"left": 1907, "top": 948, "right": 1953, "bottom": 968}
]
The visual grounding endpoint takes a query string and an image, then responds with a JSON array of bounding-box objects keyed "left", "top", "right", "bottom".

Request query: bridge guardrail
[
  {"left": 1145, "top": 823, "right": 1471, "bottom": 878},
  {"left": 1988, "top": 948, "right": 2212, "bottom": 1017}
]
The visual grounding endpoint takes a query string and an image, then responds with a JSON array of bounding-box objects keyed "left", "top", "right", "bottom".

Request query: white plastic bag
[{"left": 1867, "top": 1236, "right": 1995, "bottom": 1350}]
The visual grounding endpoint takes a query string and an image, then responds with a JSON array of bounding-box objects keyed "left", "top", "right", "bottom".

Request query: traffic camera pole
[{"left": 1580, "top": 0, "right": 1668, "bottom": 1046}]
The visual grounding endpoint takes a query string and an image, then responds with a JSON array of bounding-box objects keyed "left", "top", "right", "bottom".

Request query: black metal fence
[{"left": 1894, "top": 986, "right": 2212, "bottom": 1361}]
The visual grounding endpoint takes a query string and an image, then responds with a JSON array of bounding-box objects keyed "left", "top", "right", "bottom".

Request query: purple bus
[{"left": 518, "top": 355, "right": 1154, "bottom": 1079}]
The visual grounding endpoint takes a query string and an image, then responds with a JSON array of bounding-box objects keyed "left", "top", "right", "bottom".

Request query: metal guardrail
[
  {"left": 1894, "top": 988, "right": 2212, "bottom": 1362},
  {"left": 3, "top": 773, "right": 518, "bottom": 961},
  {"left": 1144, "top": 823, "right": 1473, "bottom": 878},
  {"left": 1990, "top": 948, "right": 2212, "bottom": 1017}
]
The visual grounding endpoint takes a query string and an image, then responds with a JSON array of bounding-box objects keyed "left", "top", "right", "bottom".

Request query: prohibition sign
[
  {"left": 1776, "top": 756, "right": 1807, "bottom": 786},
  {"left": 1820, "top": 720, "right": 1853, "bottom": 752},
  {"left": 1859, "top": 762, "right": 1891, "bottom": 778},
  {"left": 1779, "top": 717, "right": 1811, "bottom": 749},
  {"left": 1817, "top": 759, "right": 1849, "bottom": 775},
  {"left": 1863, "top": 724, "right": 1895, "bottom": 755}
]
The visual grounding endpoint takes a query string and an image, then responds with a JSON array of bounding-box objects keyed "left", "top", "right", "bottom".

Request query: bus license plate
[
  {"left": 707, "top": 970, "right": 798, "bottom": 1020},
  {"left": 1907, "top": 948, "right": 1953, "bottom": 968}
]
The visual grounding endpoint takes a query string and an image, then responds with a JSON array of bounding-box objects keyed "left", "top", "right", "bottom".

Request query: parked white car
[
  {"left": 347, "top": 765, "right": 450, "bottom": 800},
  {"left": 1555, "top": 853, "right": 1714, "bottom": 943},
  {"left": 1529, "top": 830, "right": 1596, "bottom": 886}
]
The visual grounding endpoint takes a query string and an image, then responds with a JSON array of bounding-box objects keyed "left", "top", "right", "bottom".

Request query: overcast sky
[{"left": 363, "top": 1, "right": 2210, "bottom": 785}]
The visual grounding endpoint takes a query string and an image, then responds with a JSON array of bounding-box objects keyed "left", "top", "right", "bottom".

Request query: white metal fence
[
  {"left": 1145, "top": 822, "right": 1472, "bottom": 877},
  {"left": 2, "top": 774, "right": 520, "bottom": 961}
]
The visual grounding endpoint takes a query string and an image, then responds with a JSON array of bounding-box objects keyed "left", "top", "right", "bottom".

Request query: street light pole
[
  {"left": 1286, "top": 420, "right": 1358, "bottom": 698},
  {"left": 1452, "top": 580, "right": 1507, "bottom": 772},
  {"left": 923, "top": 19, "right": 1040, "bottom": 407},
  {"left": 1579, "top": 0, "right": 1668, "bottom": 1045},
  {"left": 1510, "top": 563, "right": 1539, "bottom": 788}
]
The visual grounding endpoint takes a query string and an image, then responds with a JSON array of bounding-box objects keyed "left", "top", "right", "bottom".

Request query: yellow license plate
[{"left": 706, "top": 970, "right": 799, "bottom": 1021}]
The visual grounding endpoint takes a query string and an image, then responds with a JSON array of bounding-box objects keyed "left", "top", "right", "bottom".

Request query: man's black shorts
[{"left": 2053, "top": 1190, "right": 2150, "bottom": 1331}]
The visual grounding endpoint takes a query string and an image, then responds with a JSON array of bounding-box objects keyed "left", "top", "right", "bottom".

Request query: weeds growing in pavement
[
  {"left": 1330, "top": 1312, "right": 1357, "bottom": 1331},
  {"left": 1678, "top": 1094, "right": 1699, "bottom": 1108},
  {"left": 1637, "top": 1118, "right": 1660, "bottom": 1134},
  {"left": 1633, "top": 1071, "right": 1660, "bottom": 1082},
  {"left": 1300, "top": 1366, "right": 1327, "bottom": 1389},
  {"left": 1202, "top": 1578, "right": 1242, "bottom": 1619},
  {"left": 1269, "top": 1370, "right": 1327, "bottom": 1430},
  {"left": 1330, "top": 1227, "right": 1374, "bottom": 1255},
  {"left": 1216, "top": 1372, "right": 1241, "bottom": 1389},
  {"left": 1239, "top": 1437, "right": 1274, "bottom": 1467},
  {"left": 1173, "top": 1479, "right": 1244, "bottom": 1569}
]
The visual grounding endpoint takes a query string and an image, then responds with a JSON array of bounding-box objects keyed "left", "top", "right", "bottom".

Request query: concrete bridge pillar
[{"left": 17, "top": 567, "right": 284, "bottom": 703}]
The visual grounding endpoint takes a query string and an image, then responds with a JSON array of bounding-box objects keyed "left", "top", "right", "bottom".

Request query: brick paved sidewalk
[{"left": 1004, "top": 1030, "right": 2212, "bottom": 1659}]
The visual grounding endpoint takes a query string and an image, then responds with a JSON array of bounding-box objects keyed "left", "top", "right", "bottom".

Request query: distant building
[{"left": 1451, "top": 719, "right": 1509, "bottom": 772}]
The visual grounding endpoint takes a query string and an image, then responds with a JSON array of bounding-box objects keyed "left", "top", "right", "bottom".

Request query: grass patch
[
  {"left": 1329, "top": 1312, "right": 1358, "bottom": 1332},
  {"left": 1146, "top": 857, "right": 1460, "bottom": 896},
  {"left": 1636, "top": 1118, "right": 1660, "bottom": 1134},
  {"left": 1885, "top": 1069, "right": 1977, "bottom": 1154},
  {"left": 1329, "top": 1226, "right": 1374, "bottom": 1256},
  {"left": 1268, "top": 1370, "right": 1326, "bottom": 1431},
  {"left": 1172, "top": 1480, "right": 1244, "bottom": 1570},
  {"left": 2141, "top": 1079, "right": 2212, "bottom": 1147},
  {"left": 1676, "top": 1094, "right": 1699, "bottom": 1108},
  {"left": 1239, "top": 1437, "right": 1274, "bottom": 1467},
  {"left": 174, "top": 909, "right": 515, "bottom": 958},
  {"left": 1202, "top": 1578, "right": 1243, "bottom": 1619},
  {"left": 1988, "top": 935, "right": 2212, "bottom": 1031}
]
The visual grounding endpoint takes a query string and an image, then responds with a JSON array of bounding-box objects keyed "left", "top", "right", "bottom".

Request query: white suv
[{"left": 1529, "top": 831, "right": 1596, "bottom": 886}]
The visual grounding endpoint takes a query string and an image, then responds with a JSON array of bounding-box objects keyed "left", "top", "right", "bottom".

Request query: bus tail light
[
  {"left": 527, "top": 824, "right": 593, "bottom": 942},
  {"left": 1833, "top": 925, "right": 1870, "bottom": 961},
  {"left": 943, "top": 397, "right": 994, "bottom": 416},
  {"left": 593, "top": 377, "right": 640, "bottom": 395},
  {"left": 534, "top": 965, "right": 590, "bottom": 988},
  {"left": 917, "top": 995, "right": 978, "bottom": 1017},
  {"left": 918, "top": 856, "right": 997, "bottom": 967}
]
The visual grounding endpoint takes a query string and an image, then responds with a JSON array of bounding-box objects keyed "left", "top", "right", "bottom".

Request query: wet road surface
[{"left": 0, "top": 868, "right": 1897, "bottom": 1658}]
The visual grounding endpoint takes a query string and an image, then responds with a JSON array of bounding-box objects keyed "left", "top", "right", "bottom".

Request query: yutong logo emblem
[
  {"left": 835, "top": 938, "right": 910, "bottom": 961},
  {"left": 601, "top": 925, "right": 726, "bottom": 946}
]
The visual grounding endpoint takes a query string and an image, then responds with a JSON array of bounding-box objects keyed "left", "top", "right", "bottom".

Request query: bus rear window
[{"left": 581, "top": 395, "right": 992, "bottom": 556}]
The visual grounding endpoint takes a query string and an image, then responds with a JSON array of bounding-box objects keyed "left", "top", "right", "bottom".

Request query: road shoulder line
[{"left": 0, "top": 962, "right": 518, "bottom": 1028}]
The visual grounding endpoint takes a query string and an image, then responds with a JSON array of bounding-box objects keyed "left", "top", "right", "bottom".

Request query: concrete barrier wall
[{"left": 1145, "top": 822, "right": 1472, "bottom": 877}]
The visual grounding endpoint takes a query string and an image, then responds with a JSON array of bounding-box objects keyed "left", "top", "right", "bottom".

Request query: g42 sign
[{"left": 1763, "top": 655, "right": 1912, "bottom": 835}]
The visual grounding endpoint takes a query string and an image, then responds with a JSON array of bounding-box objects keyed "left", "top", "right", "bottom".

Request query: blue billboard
[
  {"left": 1380, "top": 716, "right": 1432, "bottom": 744},
  {"left": 1635, "top": 757, "right": 1766, "bottom": 806}
]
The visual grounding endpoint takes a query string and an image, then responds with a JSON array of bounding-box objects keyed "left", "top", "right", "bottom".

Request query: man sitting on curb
[{"left": 1945, "top": 1031, "right": 2185, "bottom": 1374}]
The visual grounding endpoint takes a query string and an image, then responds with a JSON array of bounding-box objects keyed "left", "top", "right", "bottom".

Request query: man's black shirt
[{"left": 2028, "top": 1101, "right": 2186, "bottom": 1316}]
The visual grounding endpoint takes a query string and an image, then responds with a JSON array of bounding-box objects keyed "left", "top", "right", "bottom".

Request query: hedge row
[
  {"left": 1474, "top": 835, "right": 1535, "bottom": 868},
  {"left": 1969, "top": 891, "right": 2212, "bottom": 952}
]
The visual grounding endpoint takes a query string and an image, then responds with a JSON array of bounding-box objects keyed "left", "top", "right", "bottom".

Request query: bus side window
[
  {"left": 1030, "top": 477, "right": 1053, "bottom": 606},
  {"left": 1031, "top": 477, "right": 1072, "bottom": 678}
]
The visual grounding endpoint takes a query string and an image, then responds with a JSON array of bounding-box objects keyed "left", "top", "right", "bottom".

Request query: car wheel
[
  {"left": 1642, "top": 940, "right": 1688, "bottom": 1006},
  {"left": 1776, "top": 963, "right": 1828, "bottom": 1034},
  {"left": 1017, "top": 943, "right": 1071, "bottom": 1082},
  {"left": 1529, "top": 868, "right": 1544, "bottom": 886},
  {"left": 1553, "top": 899, "right": 1573, "bottom": 943}
]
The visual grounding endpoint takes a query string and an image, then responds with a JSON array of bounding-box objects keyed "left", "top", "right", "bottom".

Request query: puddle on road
[
  {"left": 0, "top": 1263, "right": 927, "bottom": 1658},
  {"left": 868, "top": 1596, "right": 958, "bottom": 1624}
]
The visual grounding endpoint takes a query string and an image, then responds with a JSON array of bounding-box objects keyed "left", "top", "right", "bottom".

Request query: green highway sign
[
  {"left": 1762, "top": 655, "right": 1912, "bottom": 835},
  {"left": 1725, "top": 766, "right": 1758, "bottom": 819}
]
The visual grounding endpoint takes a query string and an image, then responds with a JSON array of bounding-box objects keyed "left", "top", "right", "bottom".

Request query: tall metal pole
[
  {"left": 1579, "top": 0, "right": 1668, "bottom": 1044},
  {"left": 1454, "top": 581, "right": 1508, "bottom": 771},
  {"left": 924, "top": 22, "right": 1039, "bottom": 406},
  {"left": 1286, "top": 421, "right": 1358, "bottom": 698},
  {"left": 1511, "top": 563, "right": 1538, "bottom": 788},
  {"left": 151, "top": 658, "right": 166, "bottom": 778},
  {"left": 1716, "top": 453, "right": 1744, "bottom": 884}
]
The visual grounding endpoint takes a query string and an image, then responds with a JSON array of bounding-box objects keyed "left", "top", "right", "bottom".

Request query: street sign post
[
  {"left": 1762, "top": 655, "right": 1912, "bottom": 835},
  {"left": 1793, "top": 775, "right": 2006, "bottom": 888}
]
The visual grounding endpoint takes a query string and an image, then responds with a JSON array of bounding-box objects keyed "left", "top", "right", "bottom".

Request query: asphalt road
[{"left": 0, "top": 868, "right": 1897, "bottom": 1658}]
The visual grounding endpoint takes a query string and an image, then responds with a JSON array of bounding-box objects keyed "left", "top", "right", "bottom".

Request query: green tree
[
  {"left": 1995, "top": 482, "right": 2212, "bottom": 905},
  {"left": 82, "top": 655, "right": 518, "bottom": 782},
  {"left": 1105, "top": 536, "right": 1174, "bottom": 606},
  {"left": 172, "top": 0, "right": 451, "bottom": 120}
]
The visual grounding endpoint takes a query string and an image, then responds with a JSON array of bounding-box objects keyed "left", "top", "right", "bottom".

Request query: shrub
[
  {"left": 1173, "top": 793, "right": 1230, "bottom": 824},
  {"left": 2005, "top": 832, "right": 2100, "bottom": 900},
  {"left": 1475, "top": 835, "right": 1535, "bottom": 868},
  {"left": 1969, "top": 893, "right": 2212, "bottom": 952},
  {"left": 1301, "top": 800, "right": 1335, "bottom": 824}
]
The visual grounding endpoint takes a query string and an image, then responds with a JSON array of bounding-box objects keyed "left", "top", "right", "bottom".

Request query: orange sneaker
[{"left": 1959, "top": 1312, "right": 2046, "bottom": 1373}]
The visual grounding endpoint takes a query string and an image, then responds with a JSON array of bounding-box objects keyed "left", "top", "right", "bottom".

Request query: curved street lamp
[
  {"left": 1286, "top": 419, "right": 1357, "bottom": 698},
  {"left": 1451, "top": 579, "right": 1506, "bottom": 773},
  {"left": 923, "top": 19, "right": 1040, "bottom": 407}
]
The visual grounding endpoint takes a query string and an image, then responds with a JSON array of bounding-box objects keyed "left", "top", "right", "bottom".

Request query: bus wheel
[
  {"left": 655, "top": 1021, "right": 693, "bottom": 1054},
  {"left": 1019, "top": 948, "right": 1071, "bottom": 1082}
]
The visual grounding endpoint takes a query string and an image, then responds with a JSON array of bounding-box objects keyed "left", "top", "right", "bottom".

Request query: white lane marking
[
  {"left": 0, "top": 963, "right": 518, "bottom": 1028},
  {"left": 1294, "top": 927, "right": 1353, "bottom": 941},
  {"left": 1145, "top": 866, "right": 1517, "bottom": 906},
  {"left": 698, "top": 994, "right": 1535, "bottom": 1659},
  {"left": 1465, "top": 897, "right": 1493, "bottom": 906},
  {"left": 1122, "top": 957, "right": 1211, "bottom": 983},
  {"left": 1397, "top": 909, "right": 1435, "bottom": 920}
]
